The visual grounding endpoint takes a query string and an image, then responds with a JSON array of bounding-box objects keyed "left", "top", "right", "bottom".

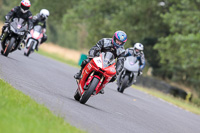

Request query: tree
[{"left": 154, "top": 0, "right": 200, "bottom": 88}]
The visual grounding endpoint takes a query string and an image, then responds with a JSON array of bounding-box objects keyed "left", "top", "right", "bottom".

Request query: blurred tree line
[{"left": 0, "top": 0, "right": 200, "bottom": 103}]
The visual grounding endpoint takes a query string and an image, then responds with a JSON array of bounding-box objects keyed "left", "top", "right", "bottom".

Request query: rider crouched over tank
[
  {"left": 0, "top": 0, "right": 33, "bottom": 51},
  {"left": 74, "top": 31, "right": 128, "bottom": 94},
  {"left": 125, "top": 43, "right": 146, "bottom": 76},
  {"left": 28, "top": 9, "right": 50, "bottom": 51}
]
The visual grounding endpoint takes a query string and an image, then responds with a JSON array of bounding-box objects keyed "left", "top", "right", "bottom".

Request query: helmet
[
  {"left": 40, "top": 9, "right": 50, "bottom": 21},
  {"left": 20, "top": 0, "right": 31, "bottom": 13},
  {"left": 133, "top": 43, "right": 144, "bottom": 56},
  {"left": 112, "top": 30, "right": 127, "bottom": 48}
]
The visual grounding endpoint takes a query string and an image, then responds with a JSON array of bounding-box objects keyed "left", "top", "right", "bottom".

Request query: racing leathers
[
  {"left": 32, "top": 13, "right": 47, "bottom": 45},
  {"left": 74, "top": 38, "right": 126, "bottom": 81},
  {"left": 0, "top": 6, "right": 33, "bottom": 39},
  {"left": 125, "top": 48, "right": 145, "bottom": 76}
]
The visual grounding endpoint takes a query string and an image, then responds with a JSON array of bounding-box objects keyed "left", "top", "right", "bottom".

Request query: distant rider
[
  {"left": 74, "top": 31, "right": 128, "bottom": 94},
  {"left": 125, "top": 43, "right": 145, "bottom": 76},
  {"left": 32, "top": 9, "right": 50, "bottom": 51},
  {"left": 0, "top": 0, "right": 33, "bottom": 41}
]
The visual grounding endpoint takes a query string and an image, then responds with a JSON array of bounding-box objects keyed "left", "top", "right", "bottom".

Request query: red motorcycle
[{"left": 74, "top": 52, "right": 116, "bottom": 104}]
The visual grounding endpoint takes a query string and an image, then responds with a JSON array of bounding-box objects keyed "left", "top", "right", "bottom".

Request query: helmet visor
[
  {"left": 21, "top": 4, "right": 30, "bottom": 11},
  {"left": 114, "top": 37, "right": 124, "bottom": 46},
  {"left": 135, "top": 48, "right": 142, "bottom": 54}
]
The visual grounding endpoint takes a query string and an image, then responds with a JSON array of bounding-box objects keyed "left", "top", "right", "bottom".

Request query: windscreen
[
  {"left": 10, "top": 18, "right": 27, "bottom": 31},
  {"left": 33, "top": 25, "right": 43, "bottom": 33},
  {"left": 101, "top": 52, "right": 115, "bottom": 68}
]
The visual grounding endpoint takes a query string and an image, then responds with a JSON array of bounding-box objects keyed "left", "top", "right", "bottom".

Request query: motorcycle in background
[
  {"left": 1, "top": 18, "right": 28, "bottom": 57},
  {"left": 24, "top": 25, "right": 44, "bottom": 56},
  {"left": 116, "top": 56, "right": 139, "bottom": 93},
  {"left": 74, "top": 52, "right": 116, "bottom": 104}
]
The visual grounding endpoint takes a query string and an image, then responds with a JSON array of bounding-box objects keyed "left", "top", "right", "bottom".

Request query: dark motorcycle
[
  {"left": 24, "top": 25, "right": 44, "bottom": 56},
  {"left": 1, "top": 18, "right": 28, "bottom": 57},
  {"left": 116, "top": 56, "right": 139, "bottom": 93}
]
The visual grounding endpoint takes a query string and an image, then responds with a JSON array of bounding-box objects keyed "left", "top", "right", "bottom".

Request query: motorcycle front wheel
[
  {"left": 118, "top": 74, "right": 129, "bottom": 93},
  {"left": 3, "top": 37, "right": 15, "bottom": 57},
  {"left": 25, "top": 41, "right": 34, "bottom": 57},
  {"left": 79, "top": 77, "right": 99, "bottom": 104}
]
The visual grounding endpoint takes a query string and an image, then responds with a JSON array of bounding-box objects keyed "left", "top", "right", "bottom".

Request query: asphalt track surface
[{"left": 0, "top": 50, "right": 200, "bottom": 133}]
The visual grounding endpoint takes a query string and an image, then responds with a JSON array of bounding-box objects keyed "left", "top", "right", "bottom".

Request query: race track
[{"left": 0, "top": 50, "right": 200, "bottom": 133}]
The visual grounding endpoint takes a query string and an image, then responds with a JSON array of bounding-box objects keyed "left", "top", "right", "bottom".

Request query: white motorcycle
[
  {"left": 116, "top": 56, "right": 139, "bottom": 93},
  {"left": 24, "top": 25, "right": 44, "bottom": 56}
]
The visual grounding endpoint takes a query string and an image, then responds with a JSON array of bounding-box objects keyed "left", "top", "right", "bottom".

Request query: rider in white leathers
[{"left": 125, "top": 43, "right": 145, "bottom": 76}]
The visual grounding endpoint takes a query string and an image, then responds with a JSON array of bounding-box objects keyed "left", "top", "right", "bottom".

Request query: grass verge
[
  {"left": 38, "top": 49, "right": 200, "bottom": 115},
  {"left": 0, "top": 79, "right": 85, "bottom": 133},
  {"left": 132, "top": 85, "right": 200, "bottom": 115}
]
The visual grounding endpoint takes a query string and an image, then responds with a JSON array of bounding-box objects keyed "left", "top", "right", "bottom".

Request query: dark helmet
[{"left": 20, "top": 0, "right": 31, "bottom": 13}]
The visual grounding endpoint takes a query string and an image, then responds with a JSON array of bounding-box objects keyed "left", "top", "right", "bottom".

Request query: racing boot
[
  {"left": 74, "top": 69, "right": 82, "bottom": 79},
  {"left": 18, "top": 44, "right": 22, "bottom": 50},
  {"left": 99, "top": 88, "right": 104, "bottom": 94},
  {"left": 35, "top": 45, "right": 39, "bottom": 51}
]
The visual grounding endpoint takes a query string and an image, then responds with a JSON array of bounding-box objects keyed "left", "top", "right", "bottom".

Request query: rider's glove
[
  {"left": 4, "top": 22, "right": 9, "bottom": 26},
  {"left": 95, "top": 51, "right": 100, "bottom": 57},
  {"left": 5, "top": 16, "right": 9, "bottom": 23},
  {"left": 43, "top": 28, "right": 46, "bottom": 33},
  {"left": 2, "top": 22, "right": 9, "bottom": 30}
]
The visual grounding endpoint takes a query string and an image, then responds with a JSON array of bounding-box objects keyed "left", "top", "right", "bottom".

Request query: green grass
[
  {"left": 38, "top": 49, "right": 200, "bottom": 115},
  {"left": 37, "top": 50, "right": 80, "bottom": 68},
  {"left": 0, "top": 79, "right": 85, "bottom": 133},
  {"left": 132, "top": 85, "right": 200, "bottom": 115}
]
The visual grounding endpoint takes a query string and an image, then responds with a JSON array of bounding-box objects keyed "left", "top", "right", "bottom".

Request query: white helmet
[
  {"left": 133, "top": 43, "right": 144, "bottom": 56},
  {"left": 40, "top": 9, "right": 50, "bottom": 20}
]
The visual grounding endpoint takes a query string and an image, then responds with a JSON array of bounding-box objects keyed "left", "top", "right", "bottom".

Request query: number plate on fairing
[{"left": 93, "top": 57, "right": 103, "bottom": 68}]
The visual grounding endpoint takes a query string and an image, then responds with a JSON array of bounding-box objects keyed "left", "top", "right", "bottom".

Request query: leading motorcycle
[
  {"left": 1, "top": 18, "right": 28, "bottom": 57},
  {"left": 74, "top": 52, "right": 116, "bottom": 104},
  {"left": 116, "top": 56, "right": 139, "bottom": 93}
]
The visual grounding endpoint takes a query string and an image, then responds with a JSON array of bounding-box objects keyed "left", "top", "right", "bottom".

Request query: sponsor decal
[
  {"left": 87, "top": 63, "right": 92, "bottom": 70},
  {"left": 110, "top": 68, "right": 115, "bottom": 72}
]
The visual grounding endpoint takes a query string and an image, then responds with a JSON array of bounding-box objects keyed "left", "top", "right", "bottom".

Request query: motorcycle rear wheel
[{"left": 79, "top": 77, "right": 99, "bottom": 104}]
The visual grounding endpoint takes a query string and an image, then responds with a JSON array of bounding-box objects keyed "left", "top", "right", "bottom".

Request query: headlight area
[
  {"left": 10, "top": 26, "right": 24, "bottom": 35},
  {"left": 17, "top": 31, "right": 25, "bottom": 35}
]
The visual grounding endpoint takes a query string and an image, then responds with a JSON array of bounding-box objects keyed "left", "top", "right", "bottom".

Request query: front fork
[{"left": 95, "top": 76, "right": 104, "bottom": 94}]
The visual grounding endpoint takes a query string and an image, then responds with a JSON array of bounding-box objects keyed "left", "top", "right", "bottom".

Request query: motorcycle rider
[
  {"left": 74, "top": 30, "right": 127, "bottom": 94},
  {"left": 31, "top": 9, "right": 50, "bottom": 51},
  {"left": 0, "top": 0, "right": 33, "bottom": 43},
  {"left": 125, "top": 43, "right": 145, "bottom": 76}
]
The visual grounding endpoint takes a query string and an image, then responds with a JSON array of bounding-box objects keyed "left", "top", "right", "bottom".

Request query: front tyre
[
  {"left": 80, "top": 77, "right": 99, "bottom": 104},
  {"left": 3, "top": 37, "right": 15, "bottom": 57},
  {"left": 26, "top": 41, "right": 34, "bottom": 57},
  {"left": 118, "top": 74, "right": 129, "bottom": 93}
]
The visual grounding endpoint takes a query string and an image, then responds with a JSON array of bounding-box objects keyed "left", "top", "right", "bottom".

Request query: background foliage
[{"left": 0, "top": 0, "right": 200, "bottom": 100}]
